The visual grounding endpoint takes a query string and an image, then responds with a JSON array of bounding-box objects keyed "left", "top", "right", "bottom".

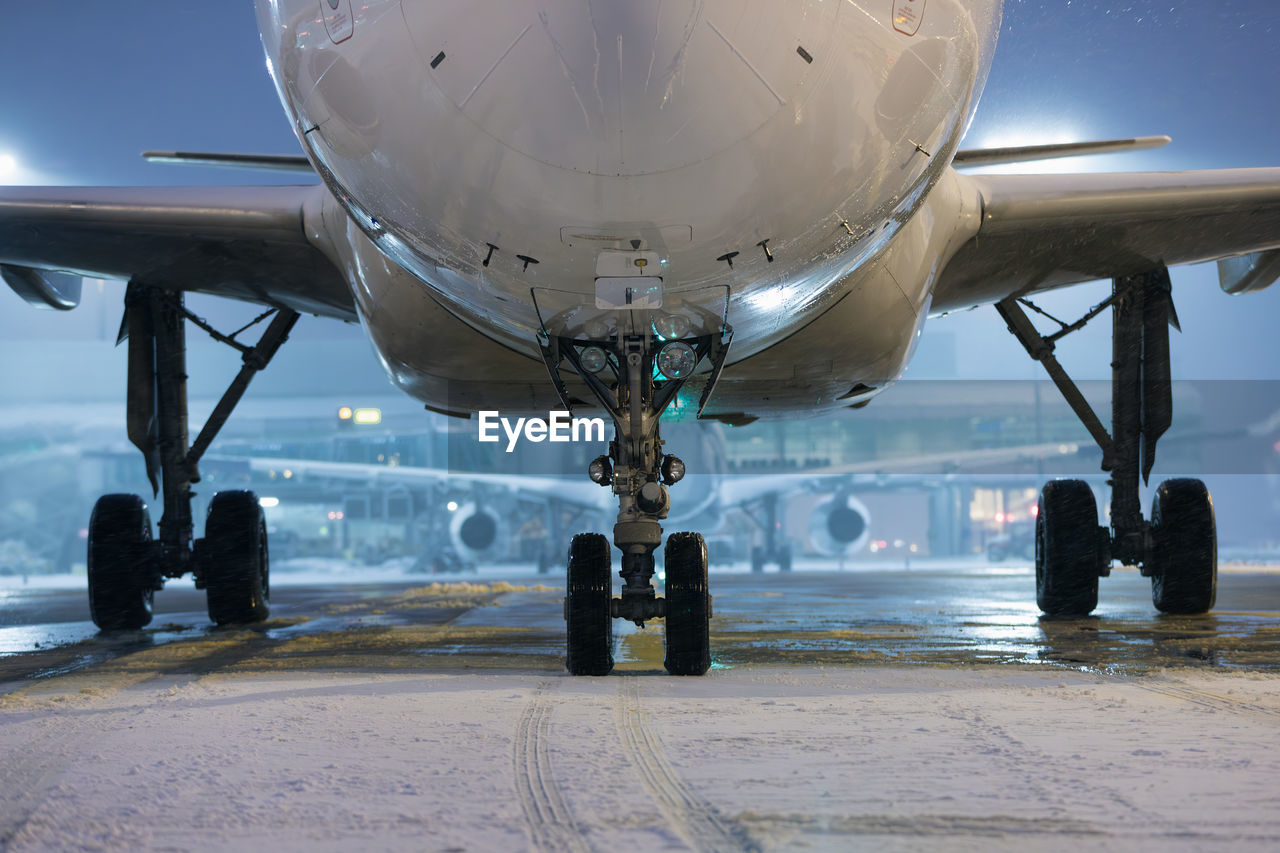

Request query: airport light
[
  {"left": 447, "top": 500, "right": 459, "bottom": 512},
  {"left": 338, "top": 406, "right": 353, "bottom": 420},
  {"left": 258, "top": 497, "right": 280, "bottom": 508},
  {"left": 353, "top": 407, "right": 382, "bottom": 425}
]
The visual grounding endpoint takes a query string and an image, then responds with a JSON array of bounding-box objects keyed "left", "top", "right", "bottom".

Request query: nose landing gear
[{"left": 538, "top": 291, "right": 731, "bottom": 675}]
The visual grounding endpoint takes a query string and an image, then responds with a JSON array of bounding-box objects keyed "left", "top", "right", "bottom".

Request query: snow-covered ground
[
  {"left": 2, "top": 652, "right": 1279, "bottom": 850},
  {"left": 3, "top": 568, "right": 1280, "bottom": 851}
]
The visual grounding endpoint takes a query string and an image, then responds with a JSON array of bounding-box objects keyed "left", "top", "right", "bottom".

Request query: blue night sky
[{"left": 0, "top": 1, "right": 1278, "bottom": 382}]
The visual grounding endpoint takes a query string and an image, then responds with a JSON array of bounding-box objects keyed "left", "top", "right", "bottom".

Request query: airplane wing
[
  {"left": 0, "top": 185, "right": 353, "bottom": 320},
  {"left": 212, "top": 455, "right": 610, "bottom": 511},
  {"left": 718, "top": 440, "right": 1085, "bottom": 508},
  {"left": 931, "top": 168, "right": 1280, "bottom": 314}
]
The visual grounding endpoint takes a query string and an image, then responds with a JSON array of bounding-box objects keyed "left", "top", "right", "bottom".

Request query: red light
[{"left": 1274, "top": 440, "right": 1280, "bottom": 453}]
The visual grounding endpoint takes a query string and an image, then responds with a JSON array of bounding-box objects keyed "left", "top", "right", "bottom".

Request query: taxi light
[
  {"left": 660, "top": 454, "right": 685, "bottom": 485},
  {"left": 353, "top": 407, "right": 382, "bottom": 425},
  {"left": 588, "top": 455, "right": 613, "bottom": 486}
]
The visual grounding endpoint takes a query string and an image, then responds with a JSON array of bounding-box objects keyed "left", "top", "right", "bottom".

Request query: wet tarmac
[{"left": 2, "top": 561, "right": 1278, "bottom": 686}]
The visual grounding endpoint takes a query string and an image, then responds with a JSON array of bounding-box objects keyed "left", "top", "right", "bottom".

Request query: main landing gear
[
  {"left": 87, "top": 285, "right": 297, "bottom": 631},
  {"left": 745, "top": 493, "right": 792, "bottom": 572},
  {"left": 997, "top": 267, "right": 1216, "bottom": 617},
  {"left": 539, "top": 285, "right": 732, "bottom": 676}
]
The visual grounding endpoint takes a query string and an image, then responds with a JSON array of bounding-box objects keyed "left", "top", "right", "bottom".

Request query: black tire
[
  {"left": 750, "top": 545, "right": 764, "bottom": 573},
  {"left": 664, "top": 532, "right": 711, "bottom": 676},
  {"left": 204, "top": 490, "right": 270, "bottom": 626},
  {"left": 87, "top": 494, "right": 155, "bottom": 631},
  {"left": 777, "top": 543, "right": 793, "bottom": 573},
  {"left": 1150, "top": 478, "right": 1217, "bottom": 614},
  {"left": 1036, "top": 480, "right": 1101, "bottom": 616},
  {"left": 565, "top": 533, "right": 613, "bottom": 675}
]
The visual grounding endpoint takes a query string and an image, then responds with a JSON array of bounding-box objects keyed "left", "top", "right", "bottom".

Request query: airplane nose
[{"left": 402, "top": 1, "right": 835, "bottom": 177}]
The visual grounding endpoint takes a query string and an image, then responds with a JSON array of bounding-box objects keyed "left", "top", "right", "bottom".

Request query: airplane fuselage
[{"left": 256, "top": 0, "right": 1001, "bottom": 419}]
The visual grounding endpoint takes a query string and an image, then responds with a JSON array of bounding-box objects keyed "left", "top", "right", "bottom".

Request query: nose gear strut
[{"left": 537, "top": 291, "right": 731, "bottom": 674}]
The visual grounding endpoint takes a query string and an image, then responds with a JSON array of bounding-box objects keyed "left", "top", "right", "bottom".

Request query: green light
[{"left": 661, "top": 387, "right": 699, "bottom": 423}]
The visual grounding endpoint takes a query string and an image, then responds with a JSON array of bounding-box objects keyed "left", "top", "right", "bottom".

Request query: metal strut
[
  {"left": 996, "top": 268, "right": 1177, "bottom": 569},
  {"left": 123, "top": 284, "right": 299, "bottom": 578}
]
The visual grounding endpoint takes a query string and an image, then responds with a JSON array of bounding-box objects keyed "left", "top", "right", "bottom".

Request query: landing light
[
  {"left": 657, "top": 342, "right": 696, "bottom": 379},
  {"left": 447, "top": 500, "right": 459, "bottom": 512},
  {"left": 579, "top": 346, "right": 608, "bottom": 373},
  {"left": 353, "top": 407, "right": 382, "bottom": 425},
  {"left": 259, "top": 497, "right": 280, "bottom": 508},
  {"left": 652, "top": 313, "right": 691, "bottom": 341}
]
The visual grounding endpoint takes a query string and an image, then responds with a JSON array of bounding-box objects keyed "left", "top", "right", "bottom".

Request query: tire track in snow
[
  {"left": 1125, "top": 680, "right": 1280, "bottom": 723},
  {"left": 615, "top": 678, "right": 758, "bottom": 853},
  {"left": 513, "top": 680, "right": 590, "bottom": 853}
]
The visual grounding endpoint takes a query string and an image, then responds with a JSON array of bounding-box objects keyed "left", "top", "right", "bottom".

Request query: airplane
[
  {"left": 203, "top": 408, "right": 1095, "bottom": 573},
  {"left": 2, "top": 0, "right": 1279, "bottom": 676}
]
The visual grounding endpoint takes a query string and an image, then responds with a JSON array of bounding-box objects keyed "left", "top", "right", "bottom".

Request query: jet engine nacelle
[
  {"left": 448, "top": 502, "right": 508, "bottom": 563},
  {"left": 807, "top": 494, "right": 872, "bottom": 556}
]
